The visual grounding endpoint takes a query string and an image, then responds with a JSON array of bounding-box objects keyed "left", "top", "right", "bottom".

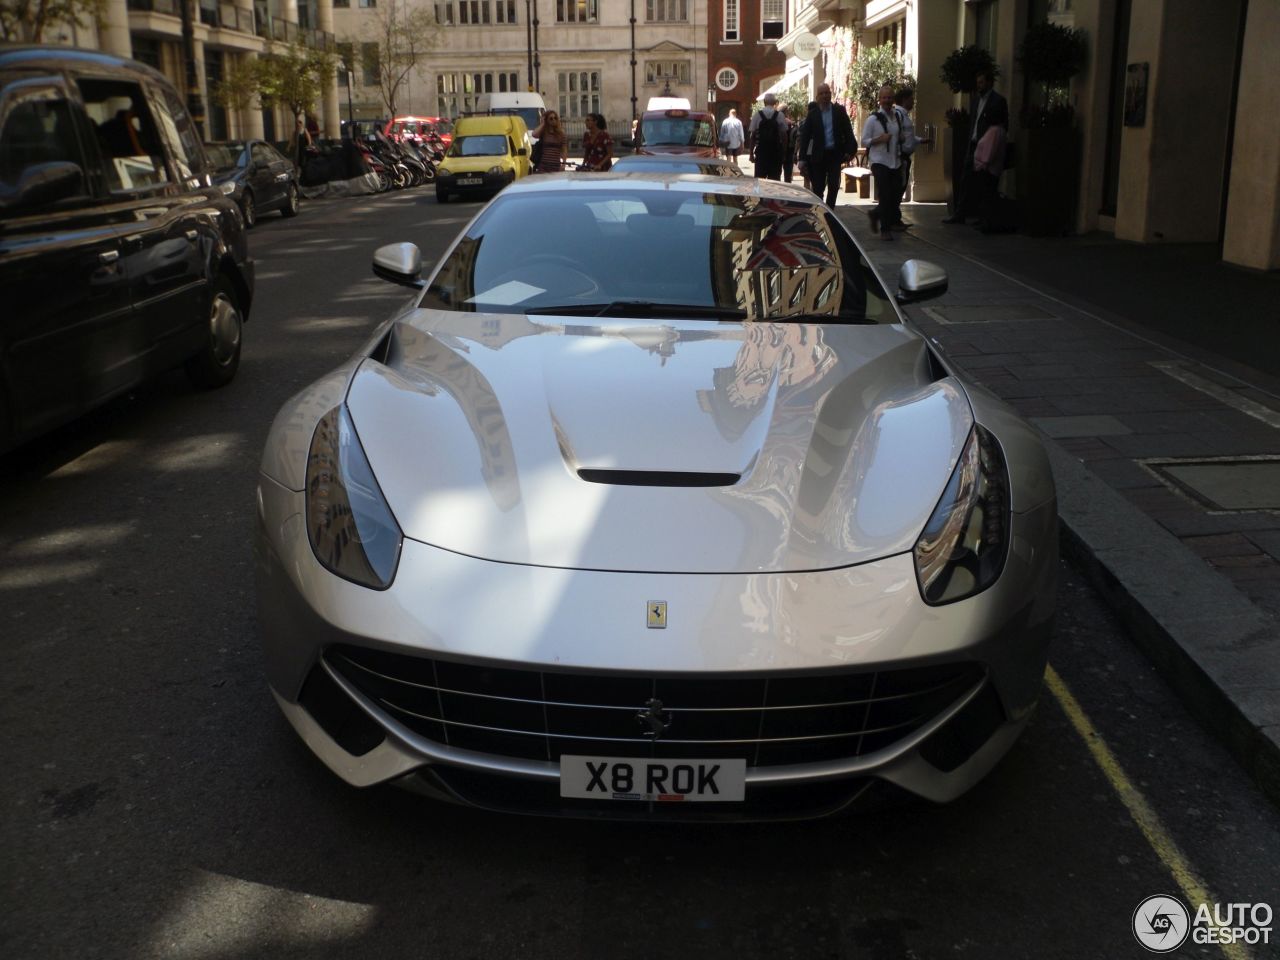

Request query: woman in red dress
[{"left": 580, "top": 113, "right": 614, "bottom": 171}]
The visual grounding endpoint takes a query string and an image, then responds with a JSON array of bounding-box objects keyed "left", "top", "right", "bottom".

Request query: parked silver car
[{"left": 255, "top": 174, "right": 1057, "bottom": 820}]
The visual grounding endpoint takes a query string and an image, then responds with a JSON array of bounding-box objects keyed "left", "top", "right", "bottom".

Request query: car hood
[{"left": 345, "top": 311, "right": 973, "bottom": 573}]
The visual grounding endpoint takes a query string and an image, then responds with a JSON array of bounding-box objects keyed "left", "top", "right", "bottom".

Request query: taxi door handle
[
  {"left": 185, "top": 229, "right": 198, "bottom": 242},
  {"left": 99, "top": 250, "right": 120, "bottom": 264}
]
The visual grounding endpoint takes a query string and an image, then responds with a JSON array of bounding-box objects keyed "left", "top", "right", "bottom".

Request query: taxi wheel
[
  {"left": 281, "top": 184, "right": 300, "bottom": 218},
  {"left": 185, "top": 276, "right": 242, "bottom": 389},
  {"left": 435, "top": 187, "right": 450, "bottom": 204},
  {"left": 240, "top": 190, "right": 256, "bottom": 228}
]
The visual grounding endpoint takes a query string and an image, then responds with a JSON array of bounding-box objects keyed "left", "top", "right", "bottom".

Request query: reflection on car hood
[{"left": 346, "top": 311, "right": 974, "bottom": 573}]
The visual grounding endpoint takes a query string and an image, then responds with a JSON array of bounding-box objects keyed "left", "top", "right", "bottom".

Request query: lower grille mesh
[{"left": 327, "top": 645, "right": 985, "bottom": 768}]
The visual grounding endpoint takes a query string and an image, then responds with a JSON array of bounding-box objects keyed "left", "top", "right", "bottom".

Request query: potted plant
[
  {"left": 938, "top": 45, "right": 999, "bottom": 214},
  {"left": 1017, "top": 21, "right": 1088, "bottom": 234}
]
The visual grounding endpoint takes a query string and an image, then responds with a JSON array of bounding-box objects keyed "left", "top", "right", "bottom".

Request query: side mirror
[
  {"left": 0, "top": 161, "right": 85, "bottom": 210},
  {"left": 372, "top": 242, "right": 424, "bottom": 287},
  {"left": 896, "top": 259, "right": 948, "bottom": 304}
]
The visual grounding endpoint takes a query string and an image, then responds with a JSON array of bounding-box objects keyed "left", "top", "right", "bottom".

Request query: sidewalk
[{"left": 828, "top": 198, "right": 1280, "bottom": 807}]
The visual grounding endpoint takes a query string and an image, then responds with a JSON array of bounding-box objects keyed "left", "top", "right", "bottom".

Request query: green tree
[
  {"left": 938, "top": 44, "right": 1000, "bottom": 95},
  {"left": 848, "top": 43, "right": 916, "bottom": 112},
  {"left": 0, "top": 0, "right": 105, "bottom": 42},
  {"left": 352, "top": 0, "right": 438, "bottom": 117},
  {"left": 212, "top": 57, "right": 259, "bottom": 114},
  {"left": 1019, "top": 21, "right": 1087, "bottom": 115},
  {"left": 254, "top": 40, "right": 336, "bottom": 130}
]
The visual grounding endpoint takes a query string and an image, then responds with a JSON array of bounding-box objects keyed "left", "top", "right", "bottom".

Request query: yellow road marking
[{"left": 1045, "top": 665, "right": 1252, "bottom": 960}]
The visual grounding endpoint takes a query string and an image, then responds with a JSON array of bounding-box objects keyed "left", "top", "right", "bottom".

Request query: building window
[
  {"left": 131, "top": 36, "right": 161, "bottom": 69},
  {"left": 358, "top": 0, "right": 376, "bottom": 6},
  {"left": 715, "top": 67, "right": 738, "bottom": 92},
  {"left": 761, "top": 0, "right": 784, "bottom": 40},
  {"left": 645, "top": 60, "right": 691, "bottom": 85},
  {"left": 723, "top": 0, "right": 739, "bottom": 41},
  {"left": 646, "top": 0, "right": 687, "bottom": 21},
  {"left": 556, "top": 0, "right": 597, "bottom": 23},
  {"left": 336, "top": 42, "right": 355, "bottom": 86},
  {"left": 333, "top": 0, "right": 349, "bottom": 6},
  {"left": 435, "top": 1, "right": 452, "bottom": 21},
  {"left": 496, "top": 0, "right": 516, "bottom": 22},
  {"left": 437, "top": 71, "right": 519, "bottom": 116},
  {"left": 876, "top": 18, "right": 905, "bottom": 57},
  {"left": 361, "top": 42, "right": 380, "bottom": 87},
  {"left": 557, "top": 70, "right": 600, "bottom": 118}
]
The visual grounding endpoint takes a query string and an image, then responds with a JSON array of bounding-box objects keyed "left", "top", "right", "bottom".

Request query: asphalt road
[{"left": 3, "top": 187, "right": 1278, "bottom": 960}]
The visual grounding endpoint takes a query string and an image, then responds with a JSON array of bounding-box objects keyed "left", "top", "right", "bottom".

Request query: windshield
[
  {"left": 448, "top": 135, "right": 509, "bottom": 158},
  {"left": 613, "top": 158, "right": 733, "bottom": 175},
  {"left": 205, "top": 142, "right": 246, "bottom": 171},
  {"left": 493, "top": 107, "right": 540, "bottom": 131},
  {"left": 422, "top": 188, "right": 895, "bottom": 324},
  {"left": 642, "top": 117, "right": 716, "bottom": 147}
]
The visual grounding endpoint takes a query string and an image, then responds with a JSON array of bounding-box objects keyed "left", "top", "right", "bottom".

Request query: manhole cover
[
  {"left": 922, "top": 303, "right": 1057, "bottom": 324},
  {"left": 1145, "top": 458, "right": 1280, "bottom": 511}
]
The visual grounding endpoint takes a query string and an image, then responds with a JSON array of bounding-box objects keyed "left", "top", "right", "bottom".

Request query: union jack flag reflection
[{"left": 744, "top": 200, "right": 837, "bottom": 271}]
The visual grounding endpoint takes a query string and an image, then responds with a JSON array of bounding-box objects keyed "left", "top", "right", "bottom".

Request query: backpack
[{"left": 754, "top": 111, "right": 781, "bottom": 155}]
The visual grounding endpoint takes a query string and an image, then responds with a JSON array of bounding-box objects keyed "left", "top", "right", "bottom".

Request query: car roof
[
  {"left": 0, "top": 45, "right": 171, "bottom": 86},
  {"left": 640, "top": 109, "right": 715, "bottom": 121},
  {"left": 496, "top": 171, "right": 818, "bottom": 202},
  {"left": 454, "top": 115, "right": 526, "bottom": 134}
]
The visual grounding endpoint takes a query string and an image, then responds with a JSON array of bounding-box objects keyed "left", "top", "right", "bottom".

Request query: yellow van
[{"left": 435, "top": 115, "right": 532, "bottom": 203}]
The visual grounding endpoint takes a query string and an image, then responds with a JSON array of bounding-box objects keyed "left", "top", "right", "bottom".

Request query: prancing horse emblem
[
  {"left": 636, "top": 698, "right": 672, "bottom": 739},
  {"left": 647, "top": 601, "right": 667, "bottom": 629}
]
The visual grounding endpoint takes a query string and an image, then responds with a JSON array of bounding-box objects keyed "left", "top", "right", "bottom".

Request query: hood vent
[{"left": 577, "top": 469, "right": 740, "bottom": 488}]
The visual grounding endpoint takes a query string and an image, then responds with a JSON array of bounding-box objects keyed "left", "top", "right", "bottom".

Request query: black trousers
[
  {"left": 890, "top": 155, "right": 912, "bottom": 224},
  {"left": 809, "top": 153, "right": 843, "bottom": 206},
  {"left": 754, "top": 149, "right": 783, "bottom": 181},
  {"left": 871, "top": 164, "right": 901, "bottom": 231}
]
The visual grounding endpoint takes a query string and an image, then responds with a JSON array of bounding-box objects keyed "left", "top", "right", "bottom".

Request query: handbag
[{"left": 530, "top": 138, "right": 544, "bottom": 169}]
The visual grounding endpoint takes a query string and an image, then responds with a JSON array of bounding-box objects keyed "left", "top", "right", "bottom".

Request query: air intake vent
[{"left": 577, "top": 469, "right": 740, "bottom": 487}]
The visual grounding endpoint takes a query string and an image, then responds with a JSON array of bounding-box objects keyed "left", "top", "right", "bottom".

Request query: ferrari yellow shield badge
[{"left": 647, "top": 601, "right": 667, "bottom": 629}]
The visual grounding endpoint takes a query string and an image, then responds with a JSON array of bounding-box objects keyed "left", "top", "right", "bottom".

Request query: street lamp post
[
  {"left": 340, "top": 60, "right": 355, "bottom": 134},
  {"left": 525, "top": 0, "right": 533, "bottom": 90}
]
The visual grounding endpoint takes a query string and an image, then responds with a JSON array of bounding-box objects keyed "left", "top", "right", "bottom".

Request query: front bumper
[
  {"left": 255, "top": 476, "right": 1056, "bottom": 816},
  {"left": 438, "top": 170, "right": 513, "bottom": 192}
]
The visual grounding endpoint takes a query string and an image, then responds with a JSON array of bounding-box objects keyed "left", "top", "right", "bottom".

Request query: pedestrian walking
[
  {"left": 861, "top": 84, "right": 903, "bottom": 240},
  {"left": 797, "top": 83, "right": 857, "bottom": 208},
  {"left": 943, "top": 69, "right": 1008, "bottom": 224},
  {"left": 580, "top": 113, "right": 614, "bottom": 171},
  {"left": 780, "top": 104, "right": 796, "bottom": 183},
  {"left": 888, "top": 87, "right": 931, "bottom": 229},
  {"left": 719, "top": 109, "right": 745, "bottom": 166},
  {"left": 748, "top": 93, "right": 788, "bottom": 181}
]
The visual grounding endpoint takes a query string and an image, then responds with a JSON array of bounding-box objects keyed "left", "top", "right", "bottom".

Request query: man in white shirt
[
  {"left": 944, "top": 70, "right": 1008, "bottom": 224},
  {"left": 887, "top": 87, "right": 931, "bottom": 230},
  {"left": 861, "top": 84, "right": 902, "bottom": 241},
  {"left": 719, "top": 109, "right": 745, "bottom": 166}
]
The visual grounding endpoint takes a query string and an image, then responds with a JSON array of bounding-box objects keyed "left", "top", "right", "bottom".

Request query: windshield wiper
[{"left": 525, "top": 301, "right": 747, "bottom": 319}]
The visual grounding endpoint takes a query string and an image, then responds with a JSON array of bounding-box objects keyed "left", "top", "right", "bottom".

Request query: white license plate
[
  {"left": 457, "top": 177, "right": 483, "bottom": 186},
  {"left": 559, "top": 755, "right": 746, "bottom": 802}
]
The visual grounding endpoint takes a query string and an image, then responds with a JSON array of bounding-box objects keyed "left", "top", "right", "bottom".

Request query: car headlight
[
  {"left": 306, "top": 406, "right": 403, "bottom": 589},
  {"left": 913, "top": 424, "right": 1010, "bottom": 605},
  {"left": 437, "top": 167, "right": 454, "bottom": 177},
  {"left": 218, "top": 181, "right": 237, "bottom": 195},
  {"left": 487, "top": 165, "right": 504, "bottom": 175}
]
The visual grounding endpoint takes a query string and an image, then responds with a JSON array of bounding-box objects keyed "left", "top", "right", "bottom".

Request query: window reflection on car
[{"left": 421, "top": 189, "right": 894, "bottom": 324}]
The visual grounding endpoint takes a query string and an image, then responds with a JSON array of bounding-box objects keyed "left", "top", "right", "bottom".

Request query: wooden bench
[{"left": 842, "top": 166, "right": 872, "bottom": 198}]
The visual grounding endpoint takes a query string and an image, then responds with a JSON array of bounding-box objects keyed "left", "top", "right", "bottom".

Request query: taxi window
[
  {"left": 76, "top": 78, "right": 171, "bottom": 192},
  {"left": 0, "top": 84, "right": 86, "bottom": 206},
  {"left": 152, "top": 84, "right": 204, "bottom": 183}
]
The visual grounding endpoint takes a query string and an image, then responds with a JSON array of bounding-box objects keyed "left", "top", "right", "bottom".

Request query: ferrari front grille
[{"left": 326, "top": 646, "right": 985, "bottom": 768}]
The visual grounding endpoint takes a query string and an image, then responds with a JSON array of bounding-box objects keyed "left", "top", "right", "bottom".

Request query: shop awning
[{"left": 760, "top": 66, "right": 811, "bottom": 99}]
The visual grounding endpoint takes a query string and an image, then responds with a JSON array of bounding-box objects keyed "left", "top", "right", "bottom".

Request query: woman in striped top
[{"left": 530, "top": 111, "right": 566, "bottom": 173}]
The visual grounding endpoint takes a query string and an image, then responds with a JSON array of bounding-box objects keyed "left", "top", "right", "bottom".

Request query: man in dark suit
[
  {"left": 797, "top": 82, "right": 857, "bottom": 207},
  {"left": 943, "top": 69, "right": 1008, "bottom": 224}
]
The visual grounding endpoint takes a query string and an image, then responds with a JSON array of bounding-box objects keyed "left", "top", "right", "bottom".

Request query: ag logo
[{"left": 1133, "top": 895, "right": 1190, "bottom": 953}]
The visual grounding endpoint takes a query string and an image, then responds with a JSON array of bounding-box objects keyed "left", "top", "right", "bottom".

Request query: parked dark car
[
  {"left": 206, "top": 138, "right": 300, "bottom": 226},
  {"left": 0, "top": 47, "right": 254, "bottom": 455}
]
